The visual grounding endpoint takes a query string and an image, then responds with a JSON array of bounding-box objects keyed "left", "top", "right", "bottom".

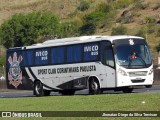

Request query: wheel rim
[
  {"left": 35, "top": 82, "right": 41, "bottom": 95},
  {"left": 91, "top": 82, "right": 98, "bottom": 91}
]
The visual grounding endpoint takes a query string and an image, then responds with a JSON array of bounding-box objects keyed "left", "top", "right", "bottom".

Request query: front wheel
[{"left": 89, "top": 78, "right": 101, "bottom": 95}]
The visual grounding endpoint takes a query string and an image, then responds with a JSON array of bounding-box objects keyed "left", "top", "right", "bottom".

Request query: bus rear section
[{"left": 6, "top": 50, "right": 33, "bottom": 90}]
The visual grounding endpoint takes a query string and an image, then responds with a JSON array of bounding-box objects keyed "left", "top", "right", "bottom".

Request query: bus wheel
[
  {"left": 89, "top": 78, "right": 101, "bottom": 95},
  {"left": 122, "top": 88, "right": 133, "bottom": 93},
  {"left": 34, "top": 81, "right": 44, "bottom": 97}
]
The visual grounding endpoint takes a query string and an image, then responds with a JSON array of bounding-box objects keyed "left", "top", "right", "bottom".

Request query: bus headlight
[
  {"left": 148, "top": 68, "right": 153, "bottom": 75},
  {"left": 118, "top": 68, "right": 127, "bottom": 76}
]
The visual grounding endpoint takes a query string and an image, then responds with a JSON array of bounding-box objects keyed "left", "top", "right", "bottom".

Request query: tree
[
  {"left": 78, "top": 0, "right": 90, "bottom": 11},
  {"left": 0, "top": 11, "right": 60, "bottom": 48}
]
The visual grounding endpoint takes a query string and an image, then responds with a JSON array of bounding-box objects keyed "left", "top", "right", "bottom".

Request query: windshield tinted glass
[{"left": 116, "top": 42, "right": 152, "bottom": 68}]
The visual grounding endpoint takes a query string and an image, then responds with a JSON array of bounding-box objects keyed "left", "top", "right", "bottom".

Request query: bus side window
[
  {"left": 104, "top": 46, "right": 115, "bottom": 68},
  {"left": 51, "top": 47, "right": 65, "bottom": 64},
  {"left": 67, "top": 45, "right": 82, "bottom": 63}
]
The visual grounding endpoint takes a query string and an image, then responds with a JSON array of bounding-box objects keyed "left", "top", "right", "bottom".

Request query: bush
[
  {"left": 59, "top": 16, "right": 83, "bottom": 37},
  {"left": 79, "top": 23, "right": 96, "bottom": 35},
  {"left": 113, "top": 0, "right": 134, "bottom": 9},
  {"left": 147, "top": 24, "right": 156, "bottom": 34},
  {"left": 134, "top": 1, "right": 149, "bottom": 10},
  {"left": 82, "top": 10, "right": 108, "bottom": 35},
  {"left": 85, "top": 11, "right": 106, "bottom": 23},
  {"left": 135, "top": 28, "right": 146, "bottom": 38},
  {"left": 0, "top": 11, "right": 60, "bottom": 48},
  {"left": 96, "top": 2, "right": 112, "bottom": 13},
  {"left": 145, "top": 16, "right": 156, "bottom": 23},
  {"left": 78, "top": 0, "right": 90, "bottom": 11},
  {"left": 111, "top": 25, "right": 127, "bottom": 35}
]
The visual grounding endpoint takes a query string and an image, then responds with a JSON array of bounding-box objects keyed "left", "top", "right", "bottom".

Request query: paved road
[{"left": 0, "top": 85, "right": 160, "bottom": 98}]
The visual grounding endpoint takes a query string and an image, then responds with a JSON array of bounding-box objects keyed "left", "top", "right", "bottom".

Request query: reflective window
[
  {"left": 104, "top": 46, "right": 115, "bottom": 67},
  {"left": 67, "top": 45, "right": 82, "bottom": 63},
  {"left": 84, "top": 43, "right": 99, "bottom": 61},
  {"left": 116, "top": 44, "right": 152, "bottom": 68},
  {"left": 51, "top": 47, "right": 65, "bottom": 64},
  {"left": 35, "top": 49, "right": 48, "bottom": 65}
]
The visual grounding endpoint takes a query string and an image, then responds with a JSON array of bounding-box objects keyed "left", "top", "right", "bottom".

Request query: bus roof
[
  {"left": 43, "top": 35, "right": 144, "bottom": 45},
  {"left": 8, "top": 35, "right": 144, "bottom": 50}
]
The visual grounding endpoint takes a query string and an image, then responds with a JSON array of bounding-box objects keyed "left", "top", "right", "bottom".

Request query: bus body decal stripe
[
  {"left": 43, "top": 84, "right": 60, "bottom": 91},
  {"left": 28, "top": 67, "right": 60, "bottom": 91},
  {"left": 28, "top": 67, "right": 37, "bottom": 80}
]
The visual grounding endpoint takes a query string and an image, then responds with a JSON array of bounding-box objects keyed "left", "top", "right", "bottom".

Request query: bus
[{"left": 6, "top": 35, "right": 154, "bottom": 96}]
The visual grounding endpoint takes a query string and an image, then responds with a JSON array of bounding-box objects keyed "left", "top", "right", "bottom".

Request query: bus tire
[
  {"left": 89, "top": 78, "right": 101, "bottom": 95},
  {"left": 122, "top": 87, "right": 133, "bottom": 93},
  {"left": 34, "top": 81, "right": 44, "bottom": 97}
]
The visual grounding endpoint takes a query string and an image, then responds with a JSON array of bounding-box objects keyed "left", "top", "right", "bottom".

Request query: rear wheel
[
  {"left": 89, "top": 78, "right": 101, "bottom": 95},
  {"left": 34, "top": 81, "right": 51, "bottom": 96},
  {"left": 34, "top": 81, "right": 44, "bottom": 97}
]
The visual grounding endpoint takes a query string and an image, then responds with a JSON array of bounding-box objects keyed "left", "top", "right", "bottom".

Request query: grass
[{"left": 0, "top": 93, "right": 159, "bottom": 119}]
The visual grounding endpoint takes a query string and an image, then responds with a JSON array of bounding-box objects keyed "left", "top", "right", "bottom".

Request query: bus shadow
[{"left": 0, "top": 88, "right": 148, "bottom": 98}]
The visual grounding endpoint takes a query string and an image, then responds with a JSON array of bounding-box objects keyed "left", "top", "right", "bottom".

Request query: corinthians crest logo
[{"left": 8, "top": 52, "right": 23, "bottom": 88}]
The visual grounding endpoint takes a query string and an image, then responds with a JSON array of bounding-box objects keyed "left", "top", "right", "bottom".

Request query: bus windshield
[{"left": 116, "top": 43, "right": 152, "bottom": 68}]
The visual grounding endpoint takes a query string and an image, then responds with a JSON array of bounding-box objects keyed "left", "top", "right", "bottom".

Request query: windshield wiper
[
  {"left": 128, "top": 56, "right": 147, "bottom": 68},
  {"left": 138, "top": 56, "right": 147, "bottom": 67}
]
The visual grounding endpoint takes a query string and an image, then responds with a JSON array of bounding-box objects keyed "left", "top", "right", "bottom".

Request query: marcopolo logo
[
  {"left": 129, "top": 39, "right": 134, "bottom": 45},
  {"left": 8, "top": 52, "right": 23, "bottom": 88}
]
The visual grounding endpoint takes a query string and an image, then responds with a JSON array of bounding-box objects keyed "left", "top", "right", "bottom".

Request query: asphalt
[{"left": 0, "top": 85, "right": 159, "bottom": 98}]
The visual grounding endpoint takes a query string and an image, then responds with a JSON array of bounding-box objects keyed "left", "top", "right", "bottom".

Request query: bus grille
[
  {"left": 131, "top": 79, "right": 145, "bottom": 83},
  {"left": 128, "top": 71, "right": 147, "bottom": 77}
]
